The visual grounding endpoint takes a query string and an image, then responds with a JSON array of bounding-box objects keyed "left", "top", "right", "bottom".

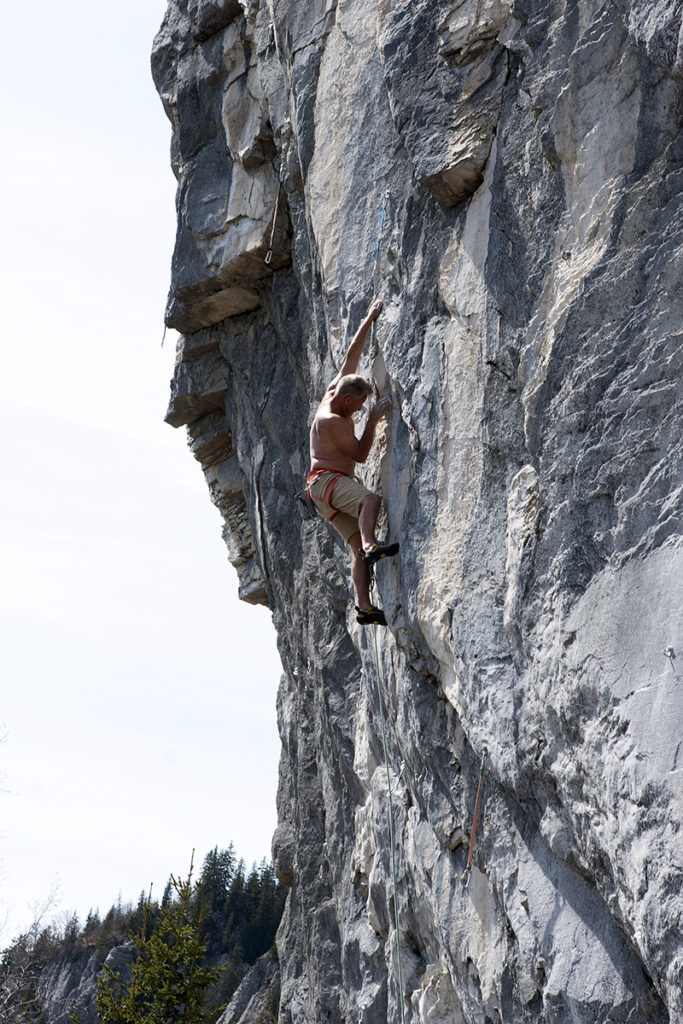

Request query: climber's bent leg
[
  {"left": 349, "top": 531, "right": 372, "bottom": 610},
  {"left": 347, "top": 533, "right": 387, "bottom": 625},
  {"left": 358, "top": 492, "right": 381, "bottom": 551}
]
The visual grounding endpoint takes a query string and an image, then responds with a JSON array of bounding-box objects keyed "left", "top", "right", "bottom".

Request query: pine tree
[
  {"left": 197, "top": 845, "right": 236, "bottom": 958},
  {"left": 84, "top": 863, "right": 222, "bottom": 1024}
]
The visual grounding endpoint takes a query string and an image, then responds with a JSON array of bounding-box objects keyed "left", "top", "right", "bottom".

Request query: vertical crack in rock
[{"left": 153, "top": 0, "right": 682, "bottom": 1020}]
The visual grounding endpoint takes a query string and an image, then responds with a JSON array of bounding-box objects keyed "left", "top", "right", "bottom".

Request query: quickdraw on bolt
[{"left": 264, "top": 182, "right": 282, "bottom": 265}]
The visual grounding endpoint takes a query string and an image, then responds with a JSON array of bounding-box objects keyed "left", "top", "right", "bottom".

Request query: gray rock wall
[{"left": 152, "top": 1, "right": 682, "bottom": 1021}]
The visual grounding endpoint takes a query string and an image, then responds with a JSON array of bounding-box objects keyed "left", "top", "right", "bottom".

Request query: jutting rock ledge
[{"left": 152, "top": 1, "right": 682, "bottom": 1021}]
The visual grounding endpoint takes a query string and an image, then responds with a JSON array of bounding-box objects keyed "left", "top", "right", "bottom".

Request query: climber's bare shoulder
[{"left": 310, "top": 397, "right": 357, "bottom": 475}]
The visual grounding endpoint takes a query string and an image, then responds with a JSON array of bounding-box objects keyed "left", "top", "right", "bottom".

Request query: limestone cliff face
[{"left": 152, "top": 2, "right": 682, "bottom": 1022}]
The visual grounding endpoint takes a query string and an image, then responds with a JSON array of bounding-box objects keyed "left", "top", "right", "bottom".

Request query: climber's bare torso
[{"left": 309, "top": 388, "right": 369, "bottom": 477}]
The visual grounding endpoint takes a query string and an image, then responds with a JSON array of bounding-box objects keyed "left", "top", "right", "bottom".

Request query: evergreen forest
[{"left": 0, "top": 844, "right": 286, "bottom": 1022}]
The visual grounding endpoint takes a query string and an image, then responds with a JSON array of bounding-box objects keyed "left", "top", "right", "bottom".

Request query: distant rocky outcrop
[
  {"left": 152, "top": 1, "right": 682, "bottom": 1022},
  {"left": 1, "top": 942, "right": 134, "bottom": 1024}
]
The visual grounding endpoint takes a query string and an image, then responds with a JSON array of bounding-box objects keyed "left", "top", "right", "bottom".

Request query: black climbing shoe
[
  {"left": 362, "top": 541, "right": 400, "bottom": 568},
  {"left": 355, "top": 605, "right": 387, "bottom": 626}
]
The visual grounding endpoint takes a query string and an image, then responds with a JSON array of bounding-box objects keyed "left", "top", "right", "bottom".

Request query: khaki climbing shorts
[{"left": 309, "top": 471, "right": 373, "bottom": 544}]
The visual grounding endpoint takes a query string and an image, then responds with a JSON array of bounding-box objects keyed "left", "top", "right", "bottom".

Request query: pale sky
[{"left": 0, "top": 2, "right": 283, "bottom": 943}]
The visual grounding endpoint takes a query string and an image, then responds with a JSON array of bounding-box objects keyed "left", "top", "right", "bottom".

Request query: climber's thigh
[
  {"left": 330, "top": 512, "right": 360, "bottom": 545},
  {"left": 329, "top": 475, "right": 372, "bottom": 518}
]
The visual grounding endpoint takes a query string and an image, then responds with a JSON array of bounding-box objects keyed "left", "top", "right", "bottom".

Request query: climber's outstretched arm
[{"left": 328, "top": 299, "right": 383, "bottom": 391}]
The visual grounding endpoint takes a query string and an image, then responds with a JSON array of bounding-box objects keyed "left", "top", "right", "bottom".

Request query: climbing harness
[
  {"left": 295, "top": 488, "right": 318, "bottom": 521},
  {"left": 264, "top": 182, "right": 280, "bottom": 266},
  {"left": 461, "top": 749, "right": 487, "bottom": 884},
  {"left": 368, "top": 565, "right": 407, "bottom": 1024},
  {"left": 304, "top": 468, "right": 347, "bottom": 521},
  {"left": 296, "top": 469, "right": 346, "bottom": 521}
]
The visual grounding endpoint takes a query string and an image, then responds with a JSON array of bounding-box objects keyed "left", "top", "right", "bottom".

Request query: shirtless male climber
[{"left": 307, "top": 298, "right": 399, "bottom": 626}]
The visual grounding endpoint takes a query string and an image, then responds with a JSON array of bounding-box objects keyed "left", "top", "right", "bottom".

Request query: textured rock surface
[
  {"left": 153, "top": 1, "right": 683, "bottom": 1021},
  {"left": 17, "top": 942, "right": 135, "bottom": 1024},
  {"left": 219, "top": 949, "right": 280, "bottom": 1024}
]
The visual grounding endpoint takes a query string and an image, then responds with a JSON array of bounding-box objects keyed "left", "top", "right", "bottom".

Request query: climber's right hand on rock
[
  {"left": 369, "top": 396, "right": 391, "bottom": 422},
  {"left": 366, "top": 299, "right": 383, "bottom": 323}
]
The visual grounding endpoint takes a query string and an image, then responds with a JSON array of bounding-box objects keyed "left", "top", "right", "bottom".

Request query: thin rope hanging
[
  {"left": 371, "top": 191, "right": 389, "bottom": 347},
  {"left": 375, "top": 193, "right": 388, "bottom": 276},
  {"left": 362, "top": 194, "right": 405, "bottom": 1022},
  {"left": 368, "top": 568, "right": 406, "bottom": 1024}
]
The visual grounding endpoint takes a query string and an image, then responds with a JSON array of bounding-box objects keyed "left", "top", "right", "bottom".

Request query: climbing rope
[
  {"left": 264, "top": 181, "right": 282, "bottom": 265},
  {"left": 368, "top": 567, "right": 406, "bottom": 1024},
  {"left": 461, "top": 749, "right": 487, "bottom": 884},
  {"left": 375, "top": 192, "right": 388, "bottom": 272},
  {"left": 371, "top": 191, "right": 389, "bottom": 347},
  {"left": 362, "top": 193, "right": 405, "bottom": 1021}
]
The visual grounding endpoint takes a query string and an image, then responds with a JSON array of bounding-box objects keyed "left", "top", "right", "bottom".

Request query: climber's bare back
[{"left": 310, "top": 389, "right": 368, "bottom": 477}]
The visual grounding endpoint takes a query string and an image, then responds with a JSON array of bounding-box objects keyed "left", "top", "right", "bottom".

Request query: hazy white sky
[{"left": 1, "top": 1, "right": 282, "bottom": 942}]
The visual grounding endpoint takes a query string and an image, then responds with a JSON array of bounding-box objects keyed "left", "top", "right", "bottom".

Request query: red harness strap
[{"left": 307, "top": 468, "right": 347, "bottom": 521}]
